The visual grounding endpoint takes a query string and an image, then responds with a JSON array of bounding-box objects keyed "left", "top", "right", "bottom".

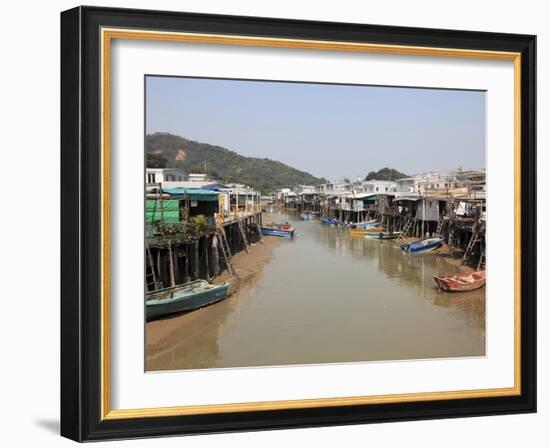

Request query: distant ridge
[
  {"left": 364, "top": 167, "right": 409, "bottom": 181},
  {"left": 146, "top": 133, "right": 326, "bottom": 193}
]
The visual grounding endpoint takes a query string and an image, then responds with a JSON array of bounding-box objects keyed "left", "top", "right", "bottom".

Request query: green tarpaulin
[{"left": 146, "top": 199, "right": 179, "bottom": 223}]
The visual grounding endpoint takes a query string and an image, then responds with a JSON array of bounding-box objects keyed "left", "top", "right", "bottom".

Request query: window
[
  {"left": 385, "top": 187, "right": 388, "bottom": 191},
  {"left": 376, "top": 187, "right": 379, "bottom": 192}
]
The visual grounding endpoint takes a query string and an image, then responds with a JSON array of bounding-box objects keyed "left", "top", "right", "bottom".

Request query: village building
[
  {"left": 146, "top": 187, "right": 220, "bottom": 229},
  {"left": 314, "top": 181, "right": 353, "bottom": 196},
  {"left": 395, "top": 177, "right": 415, "bottom": 192},
  {"left": 145, "top": 168, "right": 186, "bottom": 185},
  {"left": 361, "top": 180, "right": 398, "bottom": 194},
  {"left": 412, "top": 171, "right": 462, "bottom": 194},
  {"left": 216, "top": 184, "right": 261, "bottom": 221}
]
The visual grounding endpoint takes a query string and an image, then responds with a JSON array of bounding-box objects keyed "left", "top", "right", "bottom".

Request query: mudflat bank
[{"left": 146, "top": 218, "right": 283, "bottom": 354}]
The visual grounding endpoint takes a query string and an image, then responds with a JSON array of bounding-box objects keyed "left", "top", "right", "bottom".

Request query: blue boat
[
  {"left": 321, "top": 217, "right": 340, "bottom": 225},
  {"left": 400, "top": 237, "right": 443, "bottom": 254},
  {"left": 261, "top": 224, "right": 295, "bottom": 238},
  {"left": 146, "top": 280, "right": 230, "bottom": 320}
]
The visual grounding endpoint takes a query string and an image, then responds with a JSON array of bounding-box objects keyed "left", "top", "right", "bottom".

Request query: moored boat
[
  {"left": 146, "top": 280, "right": 230, "bottom": 320},
  {"left": 348, "top": 226, "right": 385, "bottom": 236},
  {"left": 400, "top": 237, "right": 443, "bottom": 253},
  {"left": 347, "top": 219, "right": 379, "bottom": 230},
  {"left": 261, "top": 223, "right": 295, "bottom": 237},
  {"left": 300, "top": 213, "right": 314, "bottom": 221},
  {"left": 321, "top": 217, "right": 340, "bottom": 225},
  {"left": 433, "top": 270, "right": 486, "bottom": 292},
  {"left": 364, "top": 231, "right": 401, "bottom": 240}
]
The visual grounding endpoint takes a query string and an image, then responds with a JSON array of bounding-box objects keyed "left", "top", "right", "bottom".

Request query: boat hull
[
  {"left": 348, "top": 227, "right": 385, "bottom": 236},
  {"left": 364, "top": 231, "right": 401, "bottom": 240},
  {"left": 349, "top": 220, "right": 379, "bottom": 229},
  {"left": 261, "top": 228, "right": 295, "bottom": 238},
  {"left": 146, "top": 281, "right": 230, "bottom": 320},
  {"left": 434, "top": 270, "right": 486, "bottom": 292},
  {"left": 401, "top": 237, "right": 443, "bottom": 253}
]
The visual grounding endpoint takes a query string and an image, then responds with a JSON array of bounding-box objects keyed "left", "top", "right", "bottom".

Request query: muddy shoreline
[{"left": 146, "top": 215, "right": 283, "bottom": 349}]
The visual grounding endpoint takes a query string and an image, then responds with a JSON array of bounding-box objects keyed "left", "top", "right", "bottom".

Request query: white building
[
  {"left": 315, "top": 181, "right": 353, "bottom": 196},
  {"left": 217, "top": 184, "right": 261, "bottom": 216},
  {"left": 395, "top": 177, "right": 415, "bottom": 192},
  {"left": 295, "top": 185, "right": 316, "bottom": 194},
  {"left": 361, "top": 180, "right": 398, "bottom": 194},
  {"left": 413, "top": 171, "right": 460, "bottom": 194},
  {"left": 277, "top": 188, "right": 292, "bottom": 202},
  {"left": 188, "top": 173, "right": 210, "bottom": 183},
  {"left": 145, "top": 168, "right": 186, "bottom": 185}
]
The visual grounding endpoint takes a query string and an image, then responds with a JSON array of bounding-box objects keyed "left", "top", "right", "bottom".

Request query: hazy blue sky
[{"left": 146, "top": 76, "right": 485, "bottom": 180}]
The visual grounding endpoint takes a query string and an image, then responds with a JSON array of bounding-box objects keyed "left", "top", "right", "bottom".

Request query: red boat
[{"left": 433, "top": 270, "right": 486, "bottom": 292}]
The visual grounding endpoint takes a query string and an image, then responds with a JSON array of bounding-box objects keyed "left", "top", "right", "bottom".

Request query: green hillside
[
  {"left": 146, "top": 133, "right": 326, "bottom": 193},
  {"left": 364, "top": 167, "right": 409, "bottom": 181}
]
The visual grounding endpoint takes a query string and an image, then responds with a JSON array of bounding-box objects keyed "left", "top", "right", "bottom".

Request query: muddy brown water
[{"left": 146, "top": 211, "right": 485, "bottom": 371}]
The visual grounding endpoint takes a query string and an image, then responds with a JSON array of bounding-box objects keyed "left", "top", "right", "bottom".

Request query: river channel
[{"left": 146, "top": 210, "right": 485, "bottom": 371}]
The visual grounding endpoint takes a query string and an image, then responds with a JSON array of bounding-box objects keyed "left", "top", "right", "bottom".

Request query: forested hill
[
  {"left": 364, "top": 167, "right": 409, "bottom": 181},
  {"left": 146, "top": 133, "right": 326, "bottom": 193}
]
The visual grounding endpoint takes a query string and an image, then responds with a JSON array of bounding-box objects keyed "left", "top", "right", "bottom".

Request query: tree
[
  {"left": 146, "top": 152, "right": 168, "bottom": 168},
  {"left": 364, "top": 167, "right": 408, "bottom": 181}
]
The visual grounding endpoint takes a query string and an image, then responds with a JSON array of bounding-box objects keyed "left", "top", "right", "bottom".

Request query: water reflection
[{"left": 146, "top": 211, "right": 485, "bottom": 371}]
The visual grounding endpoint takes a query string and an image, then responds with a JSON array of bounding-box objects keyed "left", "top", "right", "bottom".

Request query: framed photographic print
[{"left": 60, "top": 6, "right": 536, "bottom": 441}]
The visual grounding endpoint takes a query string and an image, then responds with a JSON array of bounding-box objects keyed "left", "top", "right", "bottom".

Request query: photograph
[{"left": 144, "top": 76, "right": 487, "bottom": 371}]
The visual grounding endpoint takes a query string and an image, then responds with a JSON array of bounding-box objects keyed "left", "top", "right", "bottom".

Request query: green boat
[
  {"left": 364, "top": 231, "right": 401, "bottom": 240},
  {"left": 146, "top": 280, "right": 230, "bottom": 320}
]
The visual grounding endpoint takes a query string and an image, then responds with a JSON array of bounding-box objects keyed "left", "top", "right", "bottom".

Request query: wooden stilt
[
  {"left": 193, "top": 240, "right": 199, "bottom": 279},
  {"left": 204, "top": 236, "right": 210, "bottom": 279},
  {"left": 167, "top": 240, "right": 175, "bottom": 287}
]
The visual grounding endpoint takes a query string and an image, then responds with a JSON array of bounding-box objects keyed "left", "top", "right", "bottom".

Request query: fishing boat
[
  {"left": 261, "top": 223, "right": 295, "bottom": 237},
  {"left": 347, "top": 219, "right": 379, "bottom": 229},
  {"left": 146, "top": 280, "right": 230, "bottom": 320},
  {"left": 300, "top": 213, "right": 314, "bottom": 221},
  {"left": 348, "top": 226, "right": 385, "bottom": 236},
  {"left": 400, "top": 237, "right": 443, "bottom": 253},
  {"left": 364, "top": 231, "right": 401, "bottom": 240},
  {"left": 433, "top": 270, "right": 486, "bottom": 292},
  {"left": 321, "top": 217, "right": 340, "bottom": 225}
]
